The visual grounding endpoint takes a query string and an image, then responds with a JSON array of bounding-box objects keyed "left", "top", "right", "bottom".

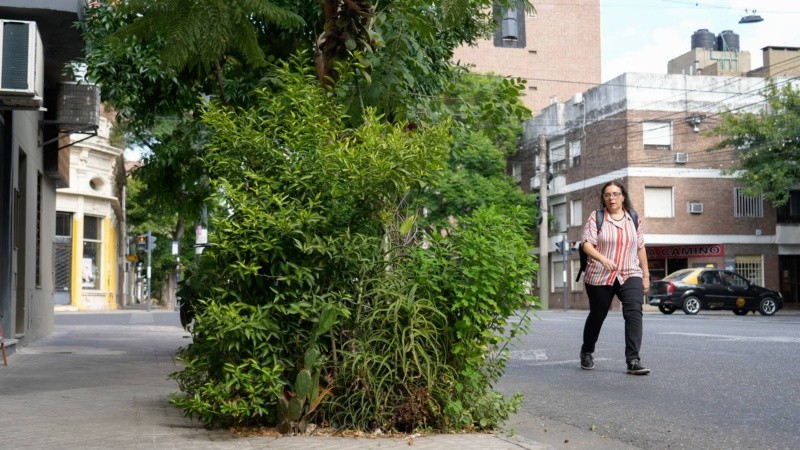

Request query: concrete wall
[{"left": 10, "top": 109, "right": 55, "bottom": 344}]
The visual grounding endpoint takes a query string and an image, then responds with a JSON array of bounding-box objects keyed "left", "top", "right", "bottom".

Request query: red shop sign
[{"left": 647, "top": 244, "right": 724, "bottom": 259}]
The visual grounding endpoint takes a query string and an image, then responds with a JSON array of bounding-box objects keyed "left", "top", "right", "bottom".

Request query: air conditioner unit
[
  {"left": 674, "top": 152, "right": 689, "bottom": 163},
  {"left": 688, "top": 202, "right": 704, "bottom": 214},
  {"left": 56, "top": 82, "right": 100, "bottom": 132},
  {"left": 0, "top": 20, "right": 44, "bottom": 109}
]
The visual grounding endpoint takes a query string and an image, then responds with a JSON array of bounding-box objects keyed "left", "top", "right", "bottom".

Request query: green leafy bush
[{"left": 170, "top": 54, "right": 537, "bottom": 433}]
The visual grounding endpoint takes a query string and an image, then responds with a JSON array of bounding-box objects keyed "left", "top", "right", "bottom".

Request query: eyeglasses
[{"left": 603, "top": 192, "right": 623, "bottom": 199}]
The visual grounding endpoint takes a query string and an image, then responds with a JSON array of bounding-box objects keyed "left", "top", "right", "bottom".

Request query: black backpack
[{"left": 575, "top": 208, "right": 639, "bottom": 282}]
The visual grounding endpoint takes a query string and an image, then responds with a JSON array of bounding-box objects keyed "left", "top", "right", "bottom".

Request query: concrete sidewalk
[{"left": 0, "top": 310, "right": 634, "bottom": 450}]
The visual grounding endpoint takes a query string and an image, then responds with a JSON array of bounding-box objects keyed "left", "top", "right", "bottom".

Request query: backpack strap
[{"left": 595, "top": 208, "right": 604, "bottom": 234}]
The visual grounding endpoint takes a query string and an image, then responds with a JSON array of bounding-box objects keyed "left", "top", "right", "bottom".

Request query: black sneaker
[
  {"left": 626, "top": 359, "right": 650, "bottom": 375},
  {"left": 580, "top": 352, "right": 594, "bottom": 370}
]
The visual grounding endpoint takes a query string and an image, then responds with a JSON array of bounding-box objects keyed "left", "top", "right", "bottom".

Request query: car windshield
[{"left": 663, "top": 269, "right": 695, "bottom": 281}]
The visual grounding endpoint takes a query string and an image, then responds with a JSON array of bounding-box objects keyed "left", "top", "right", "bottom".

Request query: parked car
[{"left": 648, "top": 267, "right": 783, "bottom": 316}]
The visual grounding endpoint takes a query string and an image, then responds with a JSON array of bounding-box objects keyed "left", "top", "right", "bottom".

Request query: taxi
[{"left": 648, "top": 267, "right": 783, "bottom": 316}]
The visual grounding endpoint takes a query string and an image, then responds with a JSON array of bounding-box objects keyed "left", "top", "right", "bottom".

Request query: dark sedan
[{"left": 648, "top": 267, "right": 783, "bottom": 315}]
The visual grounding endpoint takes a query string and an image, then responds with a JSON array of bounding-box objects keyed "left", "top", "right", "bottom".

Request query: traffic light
[
  {"left": 555, "top": 240, "right": 564, "bottom": 255},
  {"left": 137, "top": 233, "right": 157, "bottom": 251}
]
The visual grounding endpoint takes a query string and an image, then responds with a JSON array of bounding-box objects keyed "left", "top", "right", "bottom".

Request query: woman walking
[{"left": 579, "top": 181, "right": 650, "bottom": 375}]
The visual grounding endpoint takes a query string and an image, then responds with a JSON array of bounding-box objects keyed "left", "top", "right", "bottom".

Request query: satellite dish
[{"left": 739, "top": 9, "right": 764, "bottom": 24}]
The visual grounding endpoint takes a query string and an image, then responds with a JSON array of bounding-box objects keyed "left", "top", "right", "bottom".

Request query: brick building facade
[
  {"left": 452, "top": 0, "right": 601, "bottom": 113},
  {"left": 516, "top": 73, "right": 800, "bottom": 310}
]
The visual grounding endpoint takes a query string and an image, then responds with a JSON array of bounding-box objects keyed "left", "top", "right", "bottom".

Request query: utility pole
[
  {"left": 137, "top": 231, "right": 157, "bottom": 311},
  {"left": 561, "top": 235, "right": 569, "bottom": 311},
  {"left": 538, "top": 133, "right": 549, "bottom": 309},
  {"left": 146, "top": 230, "right": 152, "bottom": 312}
]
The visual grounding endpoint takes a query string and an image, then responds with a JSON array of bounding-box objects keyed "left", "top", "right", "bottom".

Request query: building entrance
[{"left": 778, "top": 255, "right": 800, "bottom": 308}]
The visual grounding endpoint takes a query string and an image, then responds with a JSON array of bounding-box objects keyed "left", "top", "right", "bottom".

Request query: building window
[
  {"left": 643, "top": 121, "right": 672, "bottom": 150},
  {"left": 550, "top": 138, "right": 566, "bottom": 173},
  {"left": 776, "top": 190, "right": 800, "bottom": 223},
  {"left": 644, "top": 187, "right": 674, "bottom": 217},
  {"left": 494, "top": 2, "right": 526, "bottom": 48},
  {"left": 733, "top": 187, "right": 763, "bottom": 218},
  {"left": 735, "top": 255, "right": 763, "bottom": 287},
  {"left": 552, "top": 260, "right": 565, "bottom": 292},
  {"left": 569, "top": 139, "right": 581, "bottom": 167},
  {"left": 83, "top": 216, "right": 102, "bottom": 290},
  {"left": 55, "top": 212, "right": 73, "bottom": 292},
  {"left": 571, "top": 199, "right": 583, "bottom": 226},
  {"left": 553, "top": 202, "right": 567, "bottom": 233},
  {"left": 511, "top": 162, "right": 522, "bottom": 183}
]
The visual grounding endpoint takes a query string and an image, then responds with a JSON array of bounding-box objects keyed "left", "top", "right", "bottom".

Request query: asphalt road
[{"left": 498, "top": 309, "right": 800, "bottom": 450}]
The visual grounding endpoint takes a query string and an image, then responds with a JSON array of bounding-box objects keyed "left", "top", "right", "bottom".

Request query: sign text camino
[{"left": 647, "top": 244, "right": 724, "bottom": 259}]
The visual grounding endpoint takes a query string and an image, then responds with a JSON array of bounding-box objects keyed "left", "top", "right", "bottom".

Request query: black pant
[{"left": 581, "top": 277, "right": 644, "bottom": 363}]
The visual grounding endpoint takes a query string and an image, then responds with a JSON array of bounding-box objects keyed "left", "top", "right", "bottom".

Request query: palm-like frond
[{"left": 115, "top": 0, "right": 305, "bottom": 72}]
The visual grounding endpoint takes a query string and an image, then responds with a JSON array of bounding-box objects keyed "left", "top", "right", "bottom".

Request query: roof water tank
[
  {"left": 691, "top": 29, "right": 716, "bottom": 50},
  {"left": 717, "top": 30, "right": 740, "bottom": 52}
]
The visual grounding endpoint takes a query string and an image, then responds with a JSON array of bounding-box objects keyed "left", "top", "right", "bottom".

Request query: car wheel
[
  {"left": 682, "top": 296, "right": 701, "bottom": 315},
  {"left": 658, "top": 305, "right": 676, "bottom": 314},
  {"left": 732, "top": 309, "right": 749, "bottom": 316},
  {"left": 758, "top": 298, "right": 778, "bottom": 316}
]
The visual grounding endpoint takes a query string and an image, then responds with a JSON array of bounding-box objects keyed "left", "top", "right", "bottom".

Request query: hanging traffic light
[{"left": 137, "top": 235, "right": 147, "bottom": 250}]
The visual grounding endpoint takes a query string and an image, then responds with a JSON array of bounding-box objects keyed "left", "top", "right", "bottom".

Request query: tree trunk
[{"left": 160, "top": 218, "right": 186, "bottom": 310}]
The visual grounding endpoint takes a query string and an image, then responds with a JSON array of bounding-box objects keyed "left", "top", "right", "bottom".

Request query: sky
[{"left": 601, "top": 0, "right": 800, "bottom": 82}]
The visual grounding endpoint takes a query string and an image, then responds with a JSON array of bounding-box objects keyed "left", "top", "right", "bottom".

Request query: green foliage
[
  {"left": 332, "top": 283, "right": 455, "bottom": 431},
  {"left": 170, "top": 56, "right": 537, "bottom": 432},
  {"left": 712, "top": 81, "right": 800, "bottom": 207},
  {"left": 111, "top": 0, "right": 305, "bottom": 73},
  {"left": 78, "top": 3, "right": 198, "bottom": 134},
  {"left": 170, "top": 55, "right": 452, "bottom": 428},
  {"left": 406, "top": 206, "right": 537, "bottom": 429},
  {"left": 83, "top": 0, "right": 541, "bottom": 434}
]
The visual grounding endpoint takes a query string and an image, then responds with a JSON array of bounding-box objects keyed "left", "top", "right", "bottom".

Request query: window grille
[
  {"left": 54, "top": 237, "right": 72, "bottom": 291},
  {"left": 734, "top": 255, "right": 763, "bottom": 286},
  {"left": 54, "top": 212, "right": 73, "bottom": 292},
  {"left": 733, "top": 187, "right": 763, "bottom": 218}
]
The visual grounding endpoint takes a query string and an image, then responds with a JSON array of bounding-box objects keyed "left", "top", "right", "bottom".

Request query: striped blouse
[{"left": 581, "top": 208, "right": 645, "bottom": 286}]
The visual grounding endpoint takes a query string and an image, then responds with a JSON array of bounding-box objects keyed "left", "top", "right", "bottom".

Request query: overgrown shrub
[{"left": 170, "top": 55, "right": 537, "bottom": 433}]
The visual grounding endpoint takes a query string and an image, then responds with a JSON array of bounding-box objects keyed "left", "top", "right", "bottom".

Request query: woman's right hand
[{"left": 601, "top": 257, "right": 617, "bottom": 271}]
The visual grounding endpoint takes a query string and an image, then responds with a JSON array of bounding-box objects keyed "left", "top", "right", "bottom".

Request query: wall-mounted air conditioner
[
  {"left": 674, "top": 152, "right": 688, "bottom": 163},
  {"left": 0, "top": 20, "right": 44, "bottom": 109},
  {"left": 688, "top": 202, "right": 704, "bottom": 214}
]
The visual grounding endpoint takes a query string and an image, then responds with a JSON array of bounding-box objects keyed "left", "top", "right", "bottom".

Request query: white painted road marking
[{"left": 660, "top": 332, "right": 800, "bottom": 344}]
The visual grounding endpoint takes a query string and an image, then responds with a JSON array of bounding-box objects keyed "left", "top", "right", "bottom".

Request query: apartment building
[
  {"left": 0, "top": 1, "right": 94, "bottom": 349},
  {"left": 55, "top": 106, "right": 126, "bottom": 311},
  {"left": 516, "top": 72, "right": 800, "bottom": 310},
  {"left": 451, "top": 0, "right": 601, "bottom": 113}
]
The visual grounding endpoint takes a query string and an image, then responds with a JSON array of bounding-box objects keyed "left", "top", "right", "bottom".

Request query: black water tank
[
  {"left": 691, "top": 29, "right": 716, "bottom": 50},
  {"left": 717, "top": 30, "right": 740, "bottom": 52}
]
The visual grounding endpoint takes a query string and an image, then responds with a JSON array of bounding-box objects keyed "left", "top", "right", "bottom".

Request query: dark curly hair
[{"left": 599, "top": 180, "right": 633, "bottom": 211}]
